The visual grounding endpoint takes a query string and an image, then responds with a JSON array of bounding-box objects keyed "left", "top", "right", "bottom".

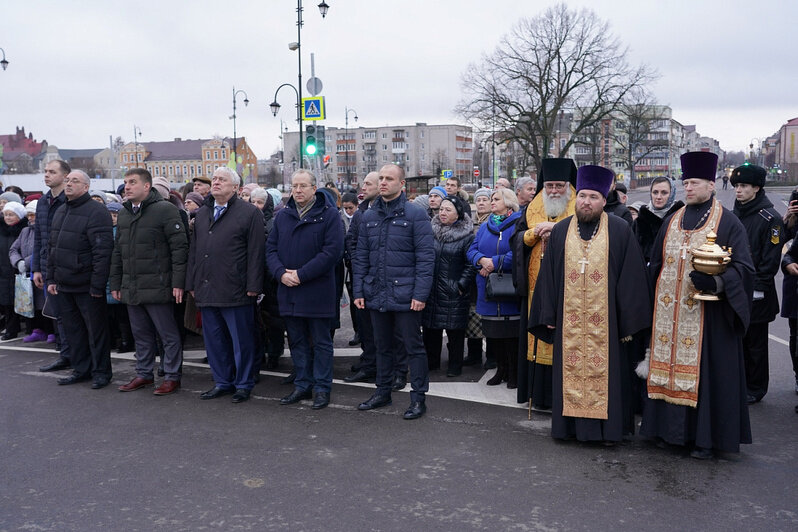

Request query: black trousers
[
  {"left": 788, "top": 319, "right": 798, "bottom": 379},
  {"left": 422, "top": 328, "right": 465, "bottom": 372},
  {"left": 743, "top": 321, "right": 770, "bottom": 400},
  {"left": 370, "top": 310, "right": 428, "bottom": 402},
  {"left": 58, "top": 291, "right": 111, "bottom": 380}
]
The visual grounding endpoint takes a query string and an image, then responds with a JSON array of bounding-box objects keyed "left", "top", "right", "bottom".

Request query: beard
[
  {"left": 543, "top": 187, "right": 571, "bottom": 218},
  {"left": 576, "top": 206, "right": 602, "bottom": 224}
]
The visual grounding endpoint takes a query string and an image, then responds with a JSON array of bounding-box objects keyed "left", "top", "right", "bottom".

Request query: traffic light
[
  {"left": 305, "top": 124, "right": 318, "bottom": 155},
  {"left": 316, "top": 125, "right": 326, "bottom": 155}
]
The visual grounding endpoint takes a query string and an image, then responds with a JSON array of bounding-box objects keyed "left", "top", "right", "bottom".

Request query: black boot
[
  {"left": 463, "top": 338, "right": 482, "bottom": 366},
  {"left": 486, "top": 350, "right": 506, "bottom": 386},
  {"left": 506, "top": 340, "right": 518, "bottom": 389}
]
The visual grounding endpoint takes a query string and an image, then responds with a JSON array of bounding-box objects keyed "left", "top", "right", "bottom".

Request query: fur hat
[{"left": 730, "top": 164, "right": 766, "bottom": 188}]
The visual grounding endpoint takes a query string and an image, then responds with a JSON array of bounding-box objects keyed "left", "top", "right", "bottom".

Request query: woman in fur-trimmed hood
[{"left": 422, "top": 195, "right": 477, "bottom": 376}]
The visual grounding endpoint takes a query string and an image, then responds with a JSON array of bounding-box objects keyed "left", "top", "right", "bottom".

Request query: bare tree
[
  {"left": 431, "top": 148, "right": 449, "bottom": 177},
  {"left": 613, "top": 89, "right": 670, "bottom": 183},
  {"left": 456, "top": 2, "right": 656, "bottom": 173}
]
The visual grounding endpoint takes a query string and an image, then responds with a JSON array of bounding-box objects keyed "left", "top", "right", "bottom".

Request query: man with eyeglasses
[
  {"left": 267, "top": 169, "right": 344, "bottom": 410},
  {"left": 46, "top": 170, "right": 114, "bottom": 389},
  {"left": 187, "top": 167, "right": 265, "bottom": 404},
  {"left": 514, "top": 158, "right": 577, "bottom": 412}
]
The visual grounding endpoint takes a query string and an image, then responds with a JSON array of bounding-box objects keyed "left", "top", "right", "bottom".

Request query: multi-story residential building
[
  {"left": 283, "top": 123, "right": 473, "bottom": 186},
  {"left": 774, "top": 117, "right": 798, "bottom": 178}
]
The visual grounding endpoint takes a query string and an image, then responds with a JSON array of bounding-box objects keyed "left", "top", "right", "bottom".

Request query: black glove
[{"left": 689, "top": 271, "right": 716, "bottom": 293}]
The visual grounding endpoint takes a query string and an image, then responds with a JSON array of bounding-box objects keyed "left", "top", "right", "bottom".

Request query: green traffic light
[{"left": 306, "top": 143, "right": 317, "bottom": 155}]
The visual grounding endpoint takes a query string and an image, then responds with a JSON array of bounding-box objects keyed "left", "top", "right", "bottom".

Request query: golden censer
[{"left": 689, "top": 230, "right": 731, "bottom": 301}]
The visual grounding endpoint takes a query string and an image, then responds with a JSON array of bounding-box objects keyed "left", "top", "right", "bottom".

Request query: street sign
[
  {"left": 473, "top": 168, "right": 480, "bottom": 178},
  {"left": 302, "top": 97, "right": 325, "bottom": 121},
  {"left": 306, "top": 77, "right": 323, "bottom": 96},
  {"left": 442, "top": 169, "right": 453, "bottom": 179}
]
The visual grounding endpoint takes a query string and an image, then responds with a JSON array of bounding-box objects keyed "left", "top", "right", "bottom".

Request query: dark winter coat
[
  {"left": 604, "top": 190, "right": 633, "bottom": 225},
  {"left": 0, "top": 218, "right": 28, "bottom": 305},
  {"left": 109, "top": 188, "right": 189, "bottom": 305},
  {"left": 510, "top": 204, "right": 531, "bottom": 296},
  {"left": 46, "top": 193, "right": 113, "bottom": 295},
  {"left": 467, "top": 211, "right": 522, "bottom": 317},
  {"left": 266, "top": 191, "right": 344, "bottom": 318},
  {"left": 733, "top": 190, "right": 783, "bottom": 324},
  {"left": 32, "top": 189, "right": 67, "bottom": 280},
  {"left": 781, "top": 236, "right": 798, "bottom": 319},
  {"left": 632, "top": 201, "right": 684, "bottom": 263},
  {"left": 422, "top": 214, "right": 476, "bottom": 330},
  {"left": 352, "top": 192, "right": 435, "bottom": 312},
  {"left": 186, "top": 194, "right": 265, "bottom": 307}
]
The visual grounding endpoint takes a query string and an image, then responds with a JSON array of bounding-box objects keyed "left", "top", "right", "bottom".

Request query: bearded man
[
  {"left": 514, "top": 158, "right": 577, "bottom": 411},
  {"left": 529, "top": 165, "right": 651, "bottom": 443}
]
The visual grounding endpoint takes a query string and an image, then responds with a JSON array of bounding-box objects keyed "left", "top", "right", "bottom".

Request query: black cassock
[
  {"left": 529, "top": 214, "right": 652, "bottom": 442},
  {"left": 640, "top": 198, "right": 754, "bottom": 453}
]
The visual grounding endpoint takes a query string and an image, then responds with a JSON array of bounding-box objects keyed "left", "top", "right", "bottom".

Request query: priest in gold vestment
[
  {"left": 516, "top": 158, "right": 577, "bottom": 411},
  {"left": 529, "top": 165, "right": 652, "bottom": 443}
]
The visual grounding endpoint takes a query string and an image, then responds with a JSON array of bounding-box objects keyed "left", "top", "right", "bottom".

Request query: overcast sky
[{"left": 1, "top": 0, "right": 795, "bottom": 161}]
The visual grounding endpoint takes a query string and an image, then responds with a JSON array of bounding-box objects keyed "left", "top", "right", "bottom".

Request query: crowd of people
[{"left": 3, "top": 151, "right": 795, "bottom": 457}]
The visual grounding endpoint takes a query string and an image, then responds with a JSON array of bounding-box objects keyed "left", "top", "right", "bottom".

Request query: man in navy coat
[
  {"left": 267, "top": 169, "right": 344, "bottom": 410},
  {"left": 353, "top": 164, "right": 435, "bottom": 419}
]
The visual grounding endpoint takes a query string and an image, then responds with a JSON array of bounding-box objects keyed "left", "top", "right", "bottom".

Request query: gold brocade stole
[
  {"left": 647, "top": 199, "right": 723, "bottom": 408},
  {"left": 561, "top": 212, "right": 610, "bottom": 420}
]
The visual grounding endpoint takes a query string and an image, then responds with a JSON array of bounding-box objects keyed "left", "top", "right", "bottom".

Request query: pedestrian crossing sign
[{"left": 302, "top": 97, "right": 325, "bottom": 121}]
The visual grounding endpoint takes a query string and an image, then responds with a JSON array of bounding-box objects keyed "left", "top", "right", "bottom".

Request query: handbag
[
  {"left": 485, "top": 256, "right": 516, "bottom": 302},
  {"left": 14, "top": 273, "right": 34, "bottom": 318}
]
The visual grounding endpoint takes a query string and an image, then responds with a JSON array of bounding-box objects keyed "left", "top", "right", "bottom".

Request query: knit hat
[
  {"left": 184, "top": 191, "right": 204, "bottom": 207},
  {"left": 441, "top": 195, "right": 467, "bottom": 221},
  {"left": 474, "top": 187, "right": 492, "bottom": 201},
  {"left": 106, "top": 202, "right": 123, "bottom": 213},
  {"left": 90, "top": 190, "right": 107, "bottom": 204},
  {"left": 266, "top": 188, "right": 282, "bottom": 208},
  {"left": 3, "top": 201, "right": 27, "bottom": 220},
  {"left": 152, "top": 177, "right": 171, "bottom": 199},
  {"left": 25, "top": 200, "right": 38, "bottom": 214},
  {"left": 429, "top": 186, "right": 447, "bottom": 198},
  {"left": 0, "top": 191, "right": 22, "bottom": 204}
]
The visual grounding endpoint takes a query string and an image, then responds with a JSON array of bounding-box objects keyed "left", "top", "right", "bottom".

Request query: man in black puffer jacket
[
  {"left": 46, "top": 169, "right": 114, "bottom": 389},
  {"left": 110, "top": 168, "right": 188, "bottom": 396},
  {"left": 731, "top": 164, "right": 783, "bottom": 404}
]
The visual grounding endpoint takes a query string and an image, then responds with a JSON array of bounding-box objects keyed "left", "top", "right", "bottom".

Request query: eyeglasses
[
  {"left": 544, "top": 183, "right": 567, "bottom": 190},
  {"left": 291, "top": 183, "right": 313, "bottom": 189}
]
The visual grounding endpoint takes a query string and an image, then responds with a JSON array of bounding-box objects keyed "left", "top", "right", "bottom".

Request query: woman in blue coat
[{"left": 467, "top": 188, "right": 522, "bottom": 388}]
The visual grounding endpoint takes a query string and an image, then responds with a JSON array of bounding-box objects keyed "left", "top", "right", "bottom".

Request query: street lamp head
[
  {"left": 318, "top": 1, "right": 329, "bottom": 18},
  {"left": 243, "top": 97, "right": 249, "bottom": 107},
  {"left": 288, "top": 42, "right": 299, "bottom": 51},
  {"left": 0, "top": 59, "right": 7, "bottom": 71},
  {"left": 354, "top": 114, "right": 358, "bottom": 122},
  {"left": 270, "top": 101, "right": 281, "bottom": 116}
]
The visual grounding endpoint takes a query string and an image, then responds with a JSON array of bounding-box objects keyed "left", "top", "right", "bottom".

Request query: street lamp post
[
  {"left": 344, "top": 107, "right": 358, "bottom": 186},
  {"left": 231, "top": 86, "right": 249, "bottom": 160},
  {"left": 0, "top": 48, "right": 8, "bottom": 71},
  {"left": 133, "top": 125, "right": 142, "bottom": 169},
  {"left": 270, "top": 84, "right": 302, "bottom": 168}
]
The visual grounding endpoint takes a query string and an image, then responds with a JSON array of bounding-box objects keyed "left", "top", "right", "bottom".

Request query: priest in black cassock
[
  {"left": 529, "top": 165, "right": 652, "bottom": 444},
  {"left": 639, "top": 151, "right": 754, "bottom": 460}
]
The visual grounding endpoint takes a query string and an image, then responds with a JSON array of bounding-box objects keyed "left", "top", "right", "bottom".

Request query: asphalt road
[{"left": 1, "top": 185, "right": 797, "bottom": 531}]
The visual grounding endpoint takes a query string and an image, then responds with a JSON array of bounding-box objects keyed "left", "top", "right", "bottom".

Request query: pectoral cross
[
  {"left": 679, "top": 241, "right": 691, "bottom": 260},
  {"left": 578, "top": 257, "right": 589, "bottom": 274}
]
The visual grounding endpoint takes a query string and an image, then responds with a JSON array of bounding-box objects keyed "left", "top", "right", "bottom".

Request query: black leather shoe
[
  {"left": 39, "top": 357, "right": 70, "bottom": 372},
  {"left": 746, "top": 393, "right": 759, "bottom": 405},
  {"left": 91, "top": 378, "right": 111, "bottom": 390},
  {"left": 358, "top": 393, "right": 392, "bottom": 411},
  {"left": 1, "top": 332, "right": 17, "bottom": 341},
  {"left": 200, "top": 386, "right": 234, "bottom": 400},
  {"left": 690, "top": 447, "right": 713, "bottom": 460},
  {"left": 391, "top": 374, "right": 407, "bottom": 392},
  {"left": 280, "top": 388, "right": 312, "bottom": 405},
  {"left": 116, "top": 342, "right": 134, "bottom": 353},
  {"left": 231, "top": 389, "right": 251, "bottom": 403},
  {"left": 312, "top": 391, "right": 330, "bottom": 410},
  {"left": 344, "top": 369, "right": 375, "bottom": 383},
  {"left": 348, "top": 334, "right": 361, "bottom": 346},
  {"left": 403, "top": 401, "right": 427, "bottom": 420},
  {"left": 446, "top": 368, "right": 462, "bottom": 377},
  {"left": 57, "top": 374, "right": 90, "bottom": 385}
]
